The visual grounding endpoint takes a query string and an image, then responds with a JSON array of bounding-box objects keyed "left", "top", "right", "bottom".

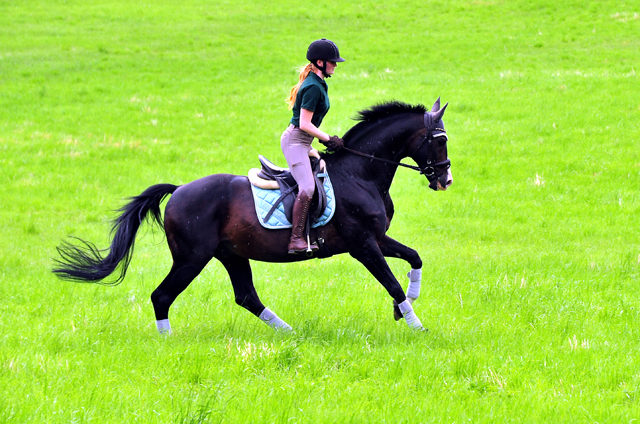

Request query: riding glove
[{"left": 320, "top": 135, "right": 344, "bottom": 152}]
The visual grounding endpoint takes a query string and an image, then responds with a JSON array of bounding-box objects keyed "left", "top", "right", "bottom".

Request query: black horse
[{"left": 54, "top": 99, "right": 451, "bottom": 333}]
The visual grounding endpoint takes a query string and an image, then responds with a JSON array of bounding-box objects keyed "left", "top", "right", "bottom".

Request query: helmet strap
[{"left": 314, "top": 60, "right": 331, "bottom": 78}]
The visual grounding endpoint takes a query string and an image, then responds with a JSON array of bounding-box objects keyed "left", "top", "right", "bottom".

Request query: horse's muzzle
[{"left": 434, "top": 169, "right": 453, "bottom": 191}]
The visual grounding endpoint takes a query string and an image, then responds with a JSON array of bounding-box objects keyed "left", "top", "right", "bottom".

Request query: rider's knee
[{"left": 298, "top": 185, "right": 315, "bottom": 199}]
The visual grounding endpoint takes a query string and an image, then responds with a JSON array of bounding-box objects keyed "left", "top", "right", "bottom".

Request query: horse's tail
[{"left": 53, "top": 183, "right": 179, "bottom": 285}]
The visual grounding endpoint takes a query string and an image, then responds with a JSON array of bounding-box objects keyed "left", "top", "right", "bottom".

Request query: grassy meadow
[{"left": 1, "top": 0, "right": 639, "bottom": 422}]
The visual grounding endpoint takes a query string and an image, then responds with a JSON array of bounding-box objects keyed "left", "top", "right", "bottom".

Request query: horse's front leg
[
  {"left": 350, "top": 242, "right": 425, "bottom": 331},
  {"left": 378, "top": 235, "right": 423, "bottom": 321}
]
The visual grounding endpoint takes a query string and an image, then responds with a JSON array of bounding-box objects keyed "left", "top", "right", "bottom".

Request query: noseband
[{"left": 341, "top": 112, "right": 450, "bottom": 179}]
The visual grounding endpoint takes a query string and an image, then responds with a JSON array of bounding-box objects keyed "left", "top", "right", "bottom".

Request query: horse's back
[
  {"left": 164, "top": 174, "right": 252, "bottom": 241},
  {"left": 168, "top": 173, "right": 249, "bottom": 206}
]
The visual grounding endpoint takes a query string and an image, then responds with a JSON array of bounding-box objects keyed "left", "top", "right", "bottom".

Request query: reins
[
  {"left": 339, "top": 120, "right": 450, "bottom": 177},
  {"left": 340, "top": 146, "right": 429, "bottom": 174}
]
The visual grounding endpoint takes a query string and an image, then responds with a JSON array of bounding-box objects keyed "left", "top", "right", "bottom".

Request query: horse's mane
[
  {"left": 354, "top": 101, "right": 427, "bottom": 123},
  {"left": 342, "top": 101, "right": 427, "bottom": 142}
]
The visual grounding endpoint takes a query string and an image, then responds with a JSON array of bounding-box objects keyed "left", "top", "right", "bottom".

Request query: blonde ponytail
[{"left": 287, "top": 63, "right": 315, "bottom": 109}]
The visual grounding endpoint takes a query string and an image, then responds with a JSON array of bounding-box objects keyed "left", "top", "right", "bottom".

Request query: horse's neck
[
  {"left": 330, "top": 118, "right": 419, "bottom": 194},
  {"left": 349, "top": 129, "right": 406, "bottom": 159}
]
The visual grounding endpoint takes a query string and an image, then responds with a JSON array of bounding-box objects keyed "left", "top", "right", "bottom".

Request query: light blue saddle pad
[{"left": 250, "top": 173, "right": 336, "bottom": 230}]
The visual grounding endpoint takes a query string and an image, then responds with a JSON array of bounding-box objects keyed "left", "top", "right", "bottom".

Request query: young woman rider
[{"left": 281, "top": 38, "right": 345, "bottom": 254}]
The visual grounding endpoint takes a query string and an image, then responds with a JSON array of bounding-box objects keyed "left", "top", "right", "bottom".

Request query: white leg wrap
[
  {"left": 398, "top": 300, "right": 424, "bottom": 330},
  {"left": 259, "top": 308, "right": 293, "bottom": 331},
  {"left": 406, "top": 268, "right": 422, "bottom": 301},
  {"left": 156, "top": 319, "right": 172, "bottom": 335}
]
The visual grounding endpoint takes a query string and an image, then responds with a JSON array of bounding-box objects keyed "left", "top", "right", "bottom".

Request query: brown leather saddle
[{"left": 248, "top": 155, "right": 328, "bottom": 226}]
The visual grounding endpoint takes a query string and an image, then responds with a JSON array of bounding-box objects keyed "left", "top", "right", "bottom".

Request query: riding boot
[{"left": 288, "top": 192, "right": 319, "bottom": 254}]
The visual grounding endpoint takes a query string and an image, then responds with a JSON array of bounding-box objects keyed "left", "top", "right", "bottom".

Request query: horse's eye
[{"left": 437, "top": 137, "right": 447, "bottom": 146}]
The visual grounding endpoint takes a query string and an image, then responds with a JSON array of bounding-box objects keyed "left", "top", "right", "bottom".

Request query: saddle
[{"left": 248, "top": 151, "right": 328, "bottom": 226}]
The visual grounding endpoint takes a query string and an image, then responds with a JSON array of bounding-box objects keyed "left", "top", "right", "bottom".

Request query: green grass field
[{"left": 1, "top": 0, "right": 639, "bottom": 422}]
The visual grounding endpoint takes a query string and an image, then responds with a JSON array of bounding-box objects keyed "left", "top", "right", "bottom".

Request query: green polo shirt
[{"left": 290, "top": 73, "right": 330, "bottom": 128}]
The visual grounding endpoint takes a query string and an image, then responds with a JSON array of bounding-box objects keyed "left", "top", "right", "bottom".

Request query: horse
[{"left": 53, "top": 98, "right": 452, "bottom": 333}]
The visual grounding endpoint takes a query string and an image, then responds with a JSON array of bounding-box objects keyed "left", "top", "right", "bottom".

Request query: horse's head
[
  {"left": 410, "top": 98, "right": 452, "bottom": 191},
  {"left": 337, "top": 100, "right": 452, "bottom": 191}
]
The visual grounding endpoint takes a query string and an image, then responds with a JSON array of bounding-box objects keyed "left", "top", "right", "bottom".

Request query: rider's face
[
  {"left": 325, "top": 61, "right": 337, "bottom": 76},
  {"left": 318, "top": 60, "right": 337, "bottom": 77}
]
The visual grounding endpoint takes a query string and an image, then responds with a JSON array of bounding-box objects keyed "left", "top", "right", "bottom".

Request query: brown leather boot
[{"left": 287, "top": 193, "right": 319, "bottom": 254}]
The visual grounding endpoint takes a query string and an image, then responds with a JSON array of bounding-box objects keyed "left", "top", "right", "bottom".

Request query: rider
[{"left": 281, "top": 38, "right": 345, "bottom": 254}]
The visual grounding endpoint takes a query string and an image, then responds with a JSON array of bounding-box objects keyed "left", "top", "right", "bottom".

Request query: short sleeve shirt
[{"left": 290, "top": 73, "right": 330, "bottom": 128}]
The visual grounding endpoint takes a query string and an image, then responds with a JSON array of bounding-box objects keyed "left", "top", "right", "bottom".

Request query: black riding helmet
[{"left": 306, "top": 39, "right": 345, "bottom": 78}]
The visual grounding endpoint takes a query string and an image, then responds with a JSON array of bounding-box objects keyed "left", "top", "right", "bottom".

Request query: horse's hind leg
[
  {"left": 217, "top": 254, "right": 292, "bottom": 331},
  {"left": 151, "top": 260, "right": 207, "bottom": 334}
]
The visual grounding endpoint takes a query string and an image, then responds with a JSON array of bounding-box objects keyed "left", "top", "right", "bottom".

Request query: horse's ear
[
  {"left": 433, "top": 102, "right": 448, "bottom": 121},
  {"left": 431, "top": 97, "right": 441, "bottom": 112}
]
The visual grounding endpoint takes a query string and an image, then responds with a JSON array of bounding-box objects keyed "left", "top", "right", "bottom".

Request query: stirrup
[
  {"left": 305, "top": 235, "right": 319, "bottom": 257},
  {"left": 288, "top": 236, "right": 319, "bottom": 255}
]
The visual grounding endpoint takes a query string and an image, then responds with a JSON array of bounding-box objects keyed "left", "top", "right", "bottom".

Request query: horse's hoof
[{"left": 393, "top": 300, "right": 403, "bottom": 321}]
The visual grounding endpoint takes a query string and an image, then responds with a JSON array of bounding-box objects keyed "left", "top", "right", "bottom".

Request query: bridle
[{"left": 340, "top": 112, "right": 450, "bottom": 179}]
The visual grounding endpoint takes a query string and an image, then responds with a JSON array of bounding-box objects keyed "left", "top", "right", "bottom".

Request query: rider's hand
[
  {"left": 327, "top": 136, "right": 344, "bottom": 150},
  {"left": 319, "top": 136, "right": 344, "bottom": 153},
  {"left": 319, "top": 135, "right": 343, "bottom": 153}
]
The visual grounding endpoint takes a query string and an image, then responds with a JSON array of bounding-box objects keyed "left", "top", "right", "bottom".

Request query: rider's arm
[{"left": 299, "top": 108, "right": 330, "bottom": 142}]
